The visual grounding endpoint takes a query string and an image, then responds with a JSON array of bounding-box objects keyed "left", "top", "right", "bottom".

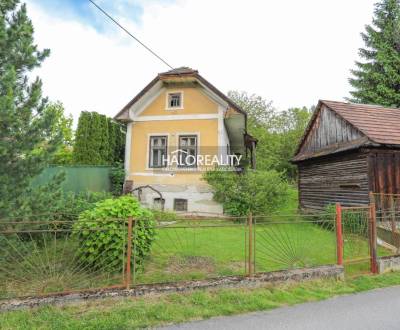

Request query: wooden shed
[{"left": 292, "top": 100, "right": 400, "bottom": 211}]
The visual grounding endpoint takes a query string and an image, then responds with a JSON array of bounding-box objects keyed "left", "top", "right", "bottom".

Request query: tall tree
[
  {"left": 73, "top": 111, "right": 91, "bottom": 164},
  {"left": 0, "top": 1, "right": 63, "bottom": 218},
  {"left": 349, "top": 0, "right": 400, "bottom": 107},
  {"left": 73, "top": 111, "right": 125, "bottom": 165}
]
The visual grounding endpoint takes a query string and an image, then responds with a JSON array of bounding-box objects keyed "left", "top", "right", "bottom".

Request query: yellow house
[{"left": 115, "top": 67, "right": 256, "bottom": 214}]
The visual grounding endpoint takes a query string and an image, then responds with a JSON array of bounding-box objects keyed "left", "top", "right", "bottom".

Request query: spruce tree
[
  {"left": 349, "top": 0, "right": 400, "bottom": 107},
  {"left": 0, "top": 1, "right": 63, "bottom": 218}
]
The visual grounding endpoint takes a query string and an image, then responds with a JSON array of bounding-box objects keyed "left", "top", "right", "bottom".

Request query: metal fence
[
  {"left": 32, "top": 166, "right": 112, "bottom": 193},
  {"left": 0, "top": 211, "right": 350, "bottom": 300}
]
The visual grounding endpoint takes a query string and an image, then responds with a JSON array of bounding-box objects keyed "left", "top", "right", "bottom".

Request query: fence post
[
  {"left": 125, "top": 216, "right": 133, "bottom": 289},
  {"left": 369, "top": 200, "right": 378, "bottom": 274},
  {"left": 247, "top": 212, "right": 254, "bottom": 277},
  {"left": 335, "top": 203, "right": 343, "bottom": 266}
]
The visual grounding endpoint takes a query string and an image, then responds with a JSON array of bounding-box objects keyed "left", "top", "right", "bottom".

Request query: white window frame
[
  {"left": 165, "top": 91, "right": 184, "bottom": 110},
  {"left": 148, "top": 135, "right": 168, "bottom": 168},
  {"left": 178, "top": 135, "right": 198, "bottom": 168}
]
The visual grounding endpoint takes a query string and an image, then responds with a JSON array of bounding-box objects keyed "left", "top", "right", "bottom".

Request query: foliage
[
  {"left": 73, "top": 112, "right": 126, "bottom": 165},
  {"left": 48, "top": 102, "right": 74, "bottom": 165},
  {"left": 51, "top": 146, "right": 73, "bottom": 165},
  {"left": 228, "top": 91, "right": 311, "bottom": 179},
  {"left": 73, "top": 196, "right": 156, "bottom": 271},
  {"left": 349, "top": 0, "right": 400, "bottom": 107},
  {"left": 0, "top": 2, "right": 66, "bottom": 219},
  {"left": 8, "top": 186, "right": 110, "bottom": 225},
  {"left": 203, "top": 169, "right": 290, "bottom": 216},
  {"left": 152, "top": 209, "right": 178, "bottom": 222},
  {"left": 109, "top": 165, "right": 125, "bottom": 196},
  {"left": 228, "top": 90, "right": 275, "bottom": 127}
]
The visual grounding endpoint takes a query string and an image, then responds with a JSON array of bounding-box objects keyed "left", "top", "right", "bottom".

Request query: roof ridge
[{"left": 321, "top": 99, "right": 400, "bottom": 111}]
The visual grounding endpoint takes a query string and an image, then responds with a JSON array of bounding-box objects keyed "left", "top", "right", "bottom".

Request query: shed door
[{"left": 370, "top": 152, "right": 400, "bottom": 194}]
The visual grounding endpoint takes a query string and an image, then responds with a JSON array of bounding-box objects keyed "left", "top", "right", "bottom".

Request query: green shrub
[
  {"left": 109, "top": 166, "right": 125, "bottom": 196},
  {"left": 73, "top": 196, "right": 155, "bottom": 271},
  {"left": 152, "top": 209, "right": 178, "bottom": 222},
  {"left": 56, "top": 191, "right": 112, "bottom": 222},
  {"left": 203, "top": 169, "right": 290, "bottom": 216}
]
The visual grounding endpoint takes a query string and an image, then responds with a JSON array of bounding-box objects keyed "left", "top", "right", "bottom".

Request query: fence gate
[{"left": 336, "top": 203, "right": 377, "bottom": 274}]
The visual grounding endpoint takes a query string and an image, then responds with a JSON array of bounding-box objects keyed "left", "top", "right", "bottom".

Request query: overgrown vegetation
[
  {"left": 109, "top": 165, "right": 125, "bottom": 196},
  {"left": 73, "top": 196, "right": 156, "bottom": 271},
  {"left": 203, "top": 169, "right": 290, "bottom": 216},
  {"left": 2, "top": 271, "right": 400, "bottom": 329}
]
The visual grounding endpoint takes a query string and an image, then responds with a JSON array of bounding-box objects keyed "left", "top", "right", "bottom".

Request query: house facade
[
  {"left": 292, "top": 100, "right": 400, "bottom": 211},
  {"left": 115, "top": 67, "right": 255, "bottom": 214}
]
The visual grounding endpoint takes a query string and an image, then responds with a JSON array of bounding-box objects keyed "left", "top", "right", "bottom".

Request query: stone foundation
[{"left": 0, "top": 265, "right": 343, "bottom": 311}]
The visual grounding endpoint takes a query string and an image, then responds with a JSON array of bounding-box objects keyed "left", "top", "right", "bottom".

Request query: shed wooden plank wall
[
  {"left": 299, "top": 105, "right": 363, "bottom": 156},
  {"left": 298, "top": 152, "right": 370, "bottom": 210}
]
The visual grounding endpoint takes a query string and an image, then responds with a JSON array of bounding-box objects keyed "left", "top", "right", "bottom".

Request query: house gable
[
  {"left": 138, "top": 86, "right": 219, "bottom": 117},
  {"left": 295, "top": 104, "right": 367, "bottom": 161}
]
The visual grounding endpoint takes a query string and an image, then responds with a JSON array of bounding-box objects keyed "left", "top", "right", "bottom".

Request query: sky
[{"left": 25, "top": 0, "right": 377, "bottom": 124}]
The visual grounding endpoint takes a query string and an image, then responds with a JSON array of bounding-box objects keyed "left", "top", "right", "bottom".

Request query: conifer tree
[
  {"left": 98, "top": 114, "right": 109, "bottom": 164},
  {"left": 73, "top": 112, "right": 125, "bottom": 165},
  {"left": 73, "top": 111, "right": 91, "bottom": 164},
  {"left": 0, "top": 1, "right": 63, "bottom": 218},
  {"left": 349, "top": 0, "right": 400, "bottom": 107}
]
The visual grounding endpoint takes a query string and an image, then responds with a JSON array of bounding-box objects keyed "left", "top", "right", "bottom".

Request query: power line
[{"left": 88, "top": 0, "right": 174, "bottom": 69}]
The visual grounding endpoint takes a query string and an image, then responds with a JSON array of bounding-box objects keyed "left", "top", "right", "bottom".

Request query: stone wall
[{"left": 0, "top": 265, "right": 343, "bottom": 311}]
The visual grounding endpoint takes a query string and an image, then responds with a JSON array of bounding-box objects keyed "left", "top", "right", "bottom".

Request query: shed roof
[
  {"left": 321, "top": 100, "right": 400, "bottom": 145},
  {"left": 293, "top": 100, "right": 400, "bottom": 162}
]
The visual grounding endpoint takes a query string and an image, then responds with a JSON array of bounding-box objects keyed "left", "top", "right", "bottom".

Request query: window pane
[
  {"left": 174, "top": 199, "right": 188, "bottom": 211},
  {"left": 150, "top": 136, "right": 167, "bottom": 167},
  {"left": 178, "top": 136, "right": 197, "bottom": 167},
  {"left": 168, "top": 93, "right": 181, "bottom": 108}
]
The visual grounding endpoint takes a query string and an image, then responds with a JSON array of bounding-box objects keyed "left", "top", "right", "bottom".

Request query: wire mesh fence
[
  {"left": 341, "top": 207, "right": 372, "bottom": 274},
  {"left": 252, "top": 214, "right": 337, "bottom": 274},
  {"left": 0, "top": 206, "right": 385, "bottom": 300},
  {"left": 0, "top": 217, "right": 128, "bottom": 300}
]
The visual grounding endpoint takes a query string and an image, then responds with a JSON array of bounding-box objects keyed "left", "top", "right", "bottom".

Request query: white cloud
[{"left": 26, "top": 0, "right": 376, "bottom": 124}]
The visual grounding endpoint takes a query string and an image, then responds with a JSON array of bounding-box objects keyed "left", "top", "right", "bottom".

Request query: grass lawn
[
  {"left": 135, "top": 187, "right": 376, "bottom": 283},
  {"left": 2, "top": 271, "right": 400, "bottom": 329}
]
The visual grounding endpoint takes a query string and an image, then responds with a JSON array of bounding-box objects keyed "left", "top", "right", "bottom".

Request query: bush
[
  {"left": 109, "top": 166, "right": 125, "bottom": 196},
  {"left": 55, "top": 191, "right": 112, "bottom": 222},
  {"left": 203, "top": 169, "right": 290, "bottom": 216},
  {"left": 73, "top": 196, "right": 156, "bottom": 271},
  {"left": 152, "top": 209, "right": 178, "bottom": 222}
]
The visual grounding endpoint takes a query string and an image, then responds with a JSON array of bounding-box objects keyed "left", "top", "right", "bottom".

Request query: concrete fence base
[
  {"left": 0, "top": 265, "right": 343, "bottom": 312},
  {"left": 377, "top": 255, "right": 400, "bottom": 274}
]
